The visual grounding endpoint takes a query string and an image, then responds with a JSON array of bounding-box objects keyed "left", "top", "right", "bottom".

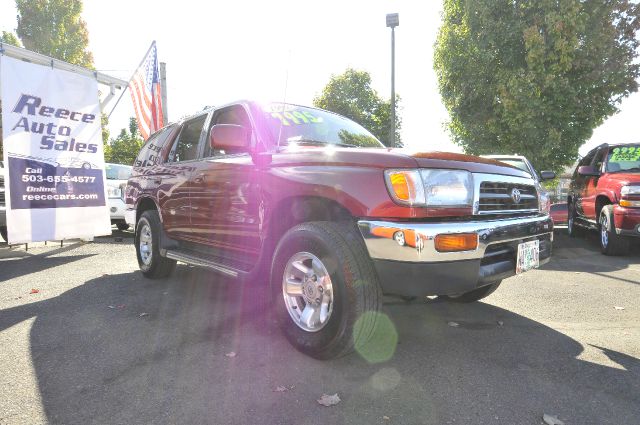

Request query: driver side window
[{"left": 203, "top": 105, "right": 252, "bottom": 158}]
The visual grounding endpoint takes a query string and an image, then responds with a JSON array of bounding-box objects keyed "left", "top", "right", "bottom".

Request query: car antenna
[{"left": 276, "top": 50, "right": 292, "bottom": 152}]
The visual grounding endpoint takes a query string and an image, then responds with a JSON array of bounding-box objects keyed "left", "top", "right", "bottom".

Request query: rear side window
[
  {"left": 134, "top": 126, "right": 175, "bottom": 167},
  {"left": 168, "top": 115, "right": 207, "bottom": 162}
]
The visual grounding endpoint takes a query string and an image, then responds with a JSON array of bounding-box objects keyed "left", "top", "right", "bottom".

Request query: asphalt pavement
[{"left": 0, "top": 228, "right": 638, "bottom": 425}]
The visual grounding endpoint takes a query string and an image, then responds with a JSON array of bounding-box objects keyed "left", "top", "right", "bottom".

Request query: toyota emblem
[{"left": 511, "top": 188, "right": 522, "bottom": 204}]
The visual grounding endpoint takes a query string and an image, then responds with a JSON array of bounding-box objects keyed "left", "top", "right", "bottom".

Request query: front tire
[
  {"left": 135, "top": 210, "right": 176, "bottom": 278},
  {"left": 439, "top": 281, "right": 502, "bottom": 303},
  {"left": 599, "top": 205, "right": 630, "bottom": 256},
  {"left": 271, "top": 221, "right": 382, "bottom": 360}
]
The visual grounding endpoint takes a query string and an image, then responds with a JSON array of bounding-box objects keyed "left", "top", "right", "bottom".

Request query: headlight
[
  {"left": 385, "top": 169, "right": 473, "bottom": 207},
  {"left": 621, "top": 185, "right": 640, "bottom": 196},
  {"left": 538, "top": 191, "right": 551, "bottom": 214},
  {"left": 107, "top": 185, "right": 122, "bottom": 199}
]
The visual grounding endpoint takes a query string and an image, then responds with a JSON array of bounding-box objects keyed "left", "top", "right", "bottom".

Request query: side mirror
[
  {"left": 540, "top": 170, "right": 556, "bottom": 181},
  {"left": 209, "top": 124, "right": 249, "bottom": 152},
  {"left": 577, "top": 165, "right": 600, "bottom": 177}
]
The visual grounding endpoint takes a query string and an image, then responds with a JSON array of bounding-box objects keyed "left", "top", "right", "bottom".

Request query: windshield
[
  {"left": 105, "top": 163, "right": 132, "bottom": 180},
  {"left": 262, "top": 103, "right": 384, "bottom": 148},
  {"left": 606, "top": 145, "right": 640, "bottom": 172},
  {"left": 492, "top": 158, "right": 531, "bottom": 174}
]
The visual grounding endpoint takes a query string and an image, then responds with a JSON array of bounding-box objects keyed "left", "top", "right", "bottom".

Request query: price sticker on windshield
[
  {"left": 610, "top": 146, "right": 640, "bottom": 162},
  {"left": 270, "top": 111, "right": 323, "bottom": 126}
]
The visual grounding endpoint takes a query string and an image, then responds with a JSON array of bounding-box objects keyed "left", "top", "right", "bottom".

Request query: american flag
[{"left": 129, "top": 41, "right": 163, "bottom": 140}]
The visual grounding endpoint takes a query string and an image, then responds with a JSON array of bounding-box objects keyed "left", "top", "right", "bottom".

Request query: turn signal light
[
  {"left": 389, "top": 172, "right": 413, "bottom": 201},
  {"left": 434, "top": 233, "right": 478, "bottom": 252},
  {"left": 620, "top": 200, "right": 640, "bottom": 208}
]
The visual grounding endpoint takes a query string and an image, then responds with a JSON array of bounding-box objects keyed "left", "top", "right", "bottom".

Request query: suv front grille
[{"left": 478, "top": 182, "right": 538, "bottom": 214}]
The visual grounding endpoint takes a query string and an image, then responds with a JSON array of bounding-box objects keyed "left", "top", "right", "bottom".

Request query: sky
[{"left": 0, "top": 0, "right": 638, "bottom": 156}]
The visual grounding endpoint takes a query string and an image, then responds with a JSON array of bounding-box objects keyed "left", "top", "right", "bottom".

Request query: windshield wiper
[{"left": 283, "top": 138, "right": 356, "bottom": 148}]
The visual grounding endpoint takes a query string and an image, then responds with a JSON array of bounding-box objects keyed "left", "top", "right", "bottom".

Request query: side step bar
[{"left": 165, "top": 250, "right": 239, "bottom": 278}]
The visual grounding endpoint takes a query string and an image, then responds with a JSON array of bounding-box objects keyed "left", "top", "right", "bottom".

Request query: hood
[
  {"left": 272, "top": 147, "right": 532, "bottom": 178},
  {"left": 603, "top": 172, "right": 640, "bottom": 187},
  {"left": 398, "top": 150, "right": 530, "bottom": 178}
]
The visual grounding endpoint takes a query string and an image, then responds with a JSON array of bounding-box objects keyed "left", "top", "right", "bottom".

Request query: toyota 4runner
[{"left": 125, "top": 101, "right": 553, "bottom": 359}]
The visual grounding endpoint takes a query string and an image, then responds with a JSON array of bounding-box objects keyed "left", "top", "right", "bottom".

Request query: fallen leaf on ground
[
  {"left": 30, "top": 289, "right": 39, "bottom": 294},
  {"left": 447, "top": 321, "right": 459, "bottom": 327},
  {"left": 108, "top": 305, "right": 115, "bottom": 309},
  {"left": 117, "top": 304, "right": 126, "bottom": 309},
  {"left": 274, "top": 386, "right": 288, "bottom": 392},
  {"left": 543, "top": 413, "right": 565, "bottom": 425},
  {"left": 614, "top": 306, "right": 625, "bottom": 310},
  {"left": 225, "top": 351, "right": 237, "bottom": 358},
  {"left": 383, "top": 415, "right": 390, "bottom": 420},
  {"left": 317, "top": 393, "right": 340, "bottom": 406},
  {"left": 497, "top": 321, "right": 504, "bottom": 326},
  {"left": 139, "top": 312, "right": 149, "bottom": 317}
]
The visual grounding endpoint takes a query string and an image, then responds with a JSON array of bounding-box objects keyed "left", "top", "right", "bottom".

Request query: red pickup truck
[
  {"left": 125, "top": 101, "right": 553, "bottom": 359},
  {"left": 568, "top": 143, "right": 640, "bottom": 255}
]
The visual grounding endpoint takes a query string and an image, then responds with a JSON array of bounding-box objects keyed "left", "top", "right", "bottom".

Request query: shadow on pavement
[
  {"left": 0, "top": 265, "right": 638, "bottom": 424},
  {"left": 541, "top": 231, "right": 640, "bottom": 277},
  {"left": 0, "top": 243, "right": 96, "bottom": 283}
]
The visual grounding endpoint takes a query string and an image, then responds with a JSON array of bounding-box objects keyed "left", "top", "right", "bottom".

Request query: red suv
[
  {"left": 125, "top": 101, "right": 553, "bottom": 358},
  {"left": 568, "top": 143, "right": 640, "bottom": 255}
]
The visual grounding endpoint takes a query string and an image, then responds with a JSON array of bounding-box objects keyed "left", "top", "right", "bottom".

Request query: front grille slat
[{"left": 478, "top": 181, "right": 538, "bottom": 214}]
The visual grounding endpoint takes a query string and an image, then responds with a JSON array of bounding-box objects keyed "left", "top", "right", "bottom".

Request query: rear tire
[
  {"left": 599, "top": 205, "right": 630, "bottom": 256},
  {"left": 439, "top": 281, "right": 502, "bottom": 303},
  {"left": 567, "top": 203, "right": 582, "bottom": 238},
  {"left": 0, "top": 226, "right": 7, "bottom": 242},
  {"left": 270, "top": 221, "right": 382, "bottom": 359},
  {"left": 135, "top": 210, "right": 176, "bottom": 278}
]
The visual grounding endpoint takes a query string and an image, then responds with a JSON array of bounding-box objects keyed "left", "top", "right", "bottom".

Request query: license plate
[{"left": 516, "top": 240, "right": 540, "bottom": 274}]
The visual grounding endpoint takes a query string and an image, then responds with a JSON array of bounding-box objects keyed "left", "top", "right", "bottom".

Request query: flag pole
[{"left": 107, "top": 41, "right": 156, "bottom": 119}]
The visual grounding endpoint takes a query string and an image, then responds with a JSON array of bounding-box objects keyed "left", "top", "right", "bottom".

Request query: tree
[
  {"left": 434, "top": 0, "right": 640, "bottom": 173},
  {"left": 16, "top": 0, "right": 94, "bottom": 68},
  {"left": 104, "top": 118, "right": 144, "bottom": 165},
  {"left": 313, "top": 69, "right": 402, "bottom": 147},
  {"left": 1, "top": 31, "right": 22, "bottom": 47}
]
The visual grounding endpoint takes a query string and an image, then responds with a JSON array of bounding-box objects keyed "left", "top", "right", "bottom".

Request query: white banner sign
[{"left": 1, "top": 55, "right": 111, "bottom": 244}]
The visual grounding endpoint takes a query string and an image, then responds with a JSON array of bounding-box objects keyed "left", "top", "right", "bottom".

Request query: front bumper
[
  {"left": 108, "top": 198, "right": 127, "bottom": 220},
  {"left": 613, "top": 205, "right": 640, "bottom": 237},
  {"left": 358, "top": 214, "right": 553, "bottom": 297}
]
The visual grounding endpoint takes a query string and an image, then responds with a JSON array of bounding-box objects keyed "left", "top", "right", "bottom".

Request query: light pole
[{"left": 386, "top": 13, "right": 399, "bottom": 148}]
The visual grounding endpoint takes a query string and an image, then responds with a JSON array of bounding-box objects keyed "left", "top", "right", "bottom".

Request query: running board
[{"left": 165, "top": 250, "right": 239, "bottom": 278}]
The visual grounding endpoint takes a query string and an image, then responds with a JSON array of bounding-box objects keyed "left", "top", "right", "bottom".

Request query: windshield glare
[
  {"left": 105, "top": 164, "right": 132, "bottom": 180},
  {"left": 607, "top": 145, "right": 640, "bottom": 172},
  {"left": 262, "top": 103, "right": 384, "bottom": 148},
  {"left": 494, "top": 159, "right": 531, "bottom": 174}
]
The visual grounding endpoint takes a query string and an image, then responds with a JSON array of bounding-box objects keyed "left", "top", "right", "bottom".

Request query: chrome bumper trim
[{"left": 358, "top": 214, "right": 553, "bottom": 262}]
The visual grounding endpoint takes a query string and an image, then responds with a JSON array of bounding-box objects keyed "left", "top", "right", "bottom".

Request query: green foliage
[
  {"left": 104, "top": 118, "right": 144, "bottom": 165},
  {"left": 434, "top": 0, "right": 640, "bottom": 173},
  {"left": 16, "top": 0, "right": 94, "bottom": 68},
  {"left": 1, "top": 31, "right": 22, "bottom": 47},
  {"left": 313, "top": 68, "right": 402, "bottom": 147}
]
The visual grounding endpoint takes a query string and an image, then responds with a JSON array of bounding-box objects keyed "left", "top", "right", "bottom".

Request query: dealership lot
[{"left": 0, "top": 231, "right": 638, "bottom": 425}]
